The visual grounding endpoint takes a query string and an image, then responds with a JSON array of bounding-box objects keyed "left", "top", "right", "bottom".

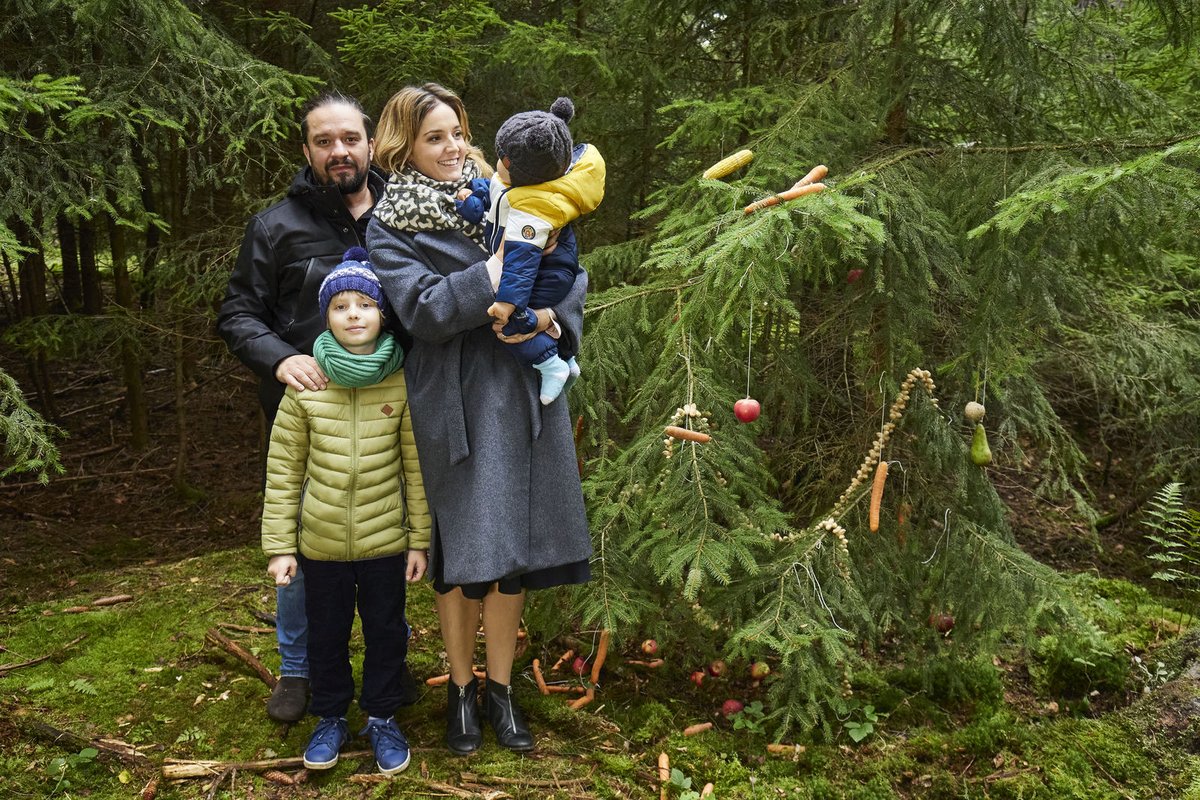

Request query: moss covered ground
[{"left": 1, "top": 546, "right": 1197, "bottom": 799}]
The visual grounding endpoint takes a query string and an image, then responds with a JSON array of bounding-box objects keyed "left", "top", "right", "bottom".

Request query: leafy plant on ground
[{"left": 1144, "top": 482, "right": 1200, "bottom": 620}]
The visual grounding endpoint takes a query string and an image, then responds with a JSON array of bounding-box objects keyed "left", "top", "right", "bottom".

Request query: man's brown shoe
[{"left": 267, "top": 676, "right": 309, "bottom": 722}]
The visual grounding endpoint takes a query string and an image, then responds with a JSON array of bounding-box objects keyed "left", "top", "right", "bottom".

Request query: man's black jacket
[{"left": 217, "top": 165, "right": 389, "bottom": 416}]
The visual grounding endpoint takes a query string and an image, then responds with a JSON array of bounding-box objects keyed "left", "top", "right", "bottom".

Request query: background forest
[{"left": 4, "top": 0, "right": 1200, "bottom": 798}]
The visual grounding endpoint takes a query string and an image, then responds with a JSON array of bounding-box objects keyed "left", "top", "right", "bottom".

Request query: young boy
[
  {"left": 261, "top": 248, "right": 429, "bottom": 776},
  {"left": 455, "top": 96, "right": 605, "bottom": 405}
]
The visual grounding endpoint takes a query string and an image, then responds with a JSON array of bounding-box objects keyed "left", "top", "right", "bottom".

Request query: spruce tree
[{"left": 525, "top": 0, "right": 1200, "bottom": 736}]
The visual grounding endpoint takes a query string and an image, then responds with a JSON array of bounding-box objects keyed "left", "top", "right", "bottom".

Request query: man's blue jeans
[{"left": 276, "top": 562, "right": 309, "bottom": 678}]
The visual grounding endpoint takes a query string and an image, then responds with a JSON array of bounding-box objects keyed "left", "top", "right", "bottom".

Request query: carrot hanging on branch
[
  {"left": 868, "top": 461, "right": 889, "bottom": 533},
  {"left": 665, "top": 425, "right": 712, "bottom": 443},
  {"left": 744, "top": 164, "right": 830, "bottom": 214}
]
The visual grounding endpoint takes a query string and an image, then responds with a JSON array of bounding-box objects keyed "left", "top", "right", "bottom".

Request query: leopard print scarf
[{"left": 373, "top": 156, "right": 487, "bottom": 250}]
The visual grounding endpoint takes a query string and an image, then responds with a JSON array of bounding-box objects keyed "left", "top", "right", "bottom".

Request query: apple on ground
[
  {"left": 721, "top": 698, "right": 745, "bottom": 718},
  {"left": 707, "top": 659, "right": 727, "bottom": 677},
  {"left": 690, "top": 670, "right": 706, "bottom": 687},
  {"left": 573, "top": 656, "right": 588, "bottom": 675},
  {"left": 641, "top": 638, "right": 658, "bottom": 656},
  {"left": 750, "top": 661, "right": 771, "bottom": 680}
]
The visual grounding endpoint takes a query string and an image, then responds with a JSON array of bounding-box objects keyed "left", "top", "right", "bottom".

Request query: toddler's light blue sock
[
  {"left": 533, "top": 357, "right": 571, "bottom": 405},
  {"left": 564, "top": 357, "right": 582, "bottom": 393}
]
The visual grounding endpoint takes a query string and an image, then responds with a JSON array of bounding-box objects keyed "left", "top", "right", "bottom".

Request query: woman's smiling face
[{"left": 408, "top": 101, "right": 466, "bottom": 182}]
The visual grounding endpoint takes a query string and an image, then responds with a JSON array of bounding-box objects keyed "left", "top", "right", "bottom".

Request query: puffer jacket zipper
[{"left": 347, "top": 387, "right": 358, "bottom": 561}]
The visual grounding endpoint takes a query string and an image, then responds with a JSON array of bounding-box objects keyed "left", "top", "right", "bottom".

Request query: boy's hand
[
  {"left": 406, "top": 550, "right": 428, "bottom": 582},
  {"left": 267, "top": 555, "right": 297, "bottom": 586},
  {"left": 487, "top": 301, "right": 515, "bottom": 326}
]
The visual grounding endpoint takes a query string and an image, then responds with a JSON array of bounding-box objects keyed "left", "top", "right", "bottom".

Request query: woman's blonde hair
[{"left": 374, "top": 83, "right": 490, "bottom": 177}]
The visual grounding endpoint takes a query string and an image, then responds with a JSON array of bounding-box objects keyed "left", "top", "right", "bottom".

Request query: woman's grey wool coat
[{"left": 366, "top": 220, "right": 592, "bottom": 586}]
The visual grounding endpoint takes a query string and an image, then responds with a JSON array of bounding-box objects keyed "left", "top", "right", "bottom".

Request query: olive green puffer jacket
[{"left": 261, "top": 370, "right": 430, "bottom": 561}]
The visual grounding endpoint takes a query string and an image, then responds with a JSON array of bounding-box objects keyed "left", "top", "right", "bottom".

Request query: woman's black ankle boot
[
  {"left": 446, "top": 676, "right": 482, "bottom": 755},
  {"left": 484, "top": 677, "right": 534, "bottom": 751}
]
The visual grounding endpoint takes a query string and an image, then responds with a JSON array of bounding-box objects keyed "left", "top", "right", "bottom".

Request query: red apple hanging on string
[{"left": 734, "top": 397, "right": 761, "bottom": 423}]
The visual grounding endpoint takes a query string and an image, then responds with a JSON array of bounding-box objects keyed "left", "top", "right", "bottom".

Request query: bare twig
[
  {"left": 0, "top": 634, "right": 85, "bottom": 676},
  {"left": 162, "top": 752, "right": 372, "bottom": 779},
  {"left": 203, "top": 628, "right": 276, "bottom": 688}
]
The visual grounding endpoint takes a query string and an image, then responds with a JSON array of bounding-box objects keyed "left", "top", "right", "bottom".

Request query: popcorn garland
[
  {"left": 661, "top": 403, "right": 712, "bottom": 459},
  {"left": 771, "top": 368, "right": 940, "bottom": 555}
]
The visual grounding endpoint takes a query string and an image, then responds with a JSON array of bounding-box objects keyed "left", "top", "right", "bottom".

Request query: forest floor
[{"left": 0, "top": 349, "right": 1197, "bottom": 799}]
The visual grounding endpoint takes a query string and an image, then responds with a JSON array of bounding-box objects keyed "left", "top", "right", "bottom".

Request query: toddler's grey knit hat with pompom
[{"left": 495, "top": 97, "right": 575, "bottom": 187}]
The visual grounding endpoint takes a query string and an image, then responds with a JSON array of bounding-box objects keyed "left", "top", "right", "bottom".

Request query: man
[{"left": 218, "top": 91, "right": 416, "bottom": 722}]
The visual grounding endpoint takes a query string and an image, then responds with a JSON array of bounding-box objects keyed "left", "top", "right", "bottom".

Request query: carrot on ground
[
  {"left": 658, "top": 753, "right": 671, "bottom": 800},
  {"left": 532, "top": 659, "right": 549, "bottom": 695},
  {"left": 683, "top": 722, "right": 713, "bottom": 736},
  {"left": 665, "top": 425, "right": 711, "bottom": 443},
  {"left": 569, "top": 689, "right": 594, "bottom": 710},
  {"left": 425, "top": 673, "right": 450, "bottom": 687},
  {"left": 590, "top": 630, "right": 610, "bottom": 685},
  {"left": 550, "top": 649, "right": 575, "bottom": 672}
]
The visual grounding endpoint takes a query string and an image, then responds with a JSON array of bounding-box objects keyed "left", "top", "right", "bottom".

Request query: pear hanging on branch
[{"left": 970, "top": 424, "right": 993, "bottom": 466}]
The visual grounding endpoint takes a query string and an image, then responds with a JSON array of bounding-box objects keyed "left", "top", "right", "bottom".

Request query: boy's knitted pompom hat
[
  {"left": 318, "top": 247, "right": 386, "bottom": 319},
  {"left": 495, "top": 97, "right": 575, "bottom": 187}
]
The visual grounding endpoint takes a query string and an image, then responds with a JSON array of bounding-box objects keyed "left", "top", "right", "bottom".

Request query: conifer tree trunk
[
  {"left": 172, "top": 327, "right": 190, "bottom": 495},
  {"left": 79, "top": 218, "right": 102, "bottom": 314},
  {"left": 135, "top": 137, "right": 159, "bottom": 309},
  {"left": 0, "top": 252, "right": 18, "bottom": 320},
  {"left": 57, "top": 215, "right": 82, "bottom": 312},
  {"left": 885, "top": 0, "right": 909, "bottom": 145},
  {"left": 107, "top": 213, "right": 150, "bottom": 451},
  {"left": 13, "top": 218, "right": 56, "bottom": 418}
]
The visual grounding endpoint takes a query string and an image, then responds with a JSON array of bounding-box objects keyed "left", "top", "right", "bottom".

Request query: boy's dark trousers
[{"left": 299, "top": 553, "right": 409, "bottom": 719}]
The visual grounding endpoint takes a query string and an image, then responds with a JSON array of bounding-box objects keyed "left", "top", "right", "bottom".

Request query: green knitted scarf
[{"left": 312, "top": 330, "right": 404, "bottom": 388}]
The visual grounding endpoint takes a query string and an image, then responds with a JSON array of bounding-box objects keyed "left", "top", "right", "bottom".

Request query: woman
[{"left": 365, "top": 83, "right": 591, "bottom": 755}]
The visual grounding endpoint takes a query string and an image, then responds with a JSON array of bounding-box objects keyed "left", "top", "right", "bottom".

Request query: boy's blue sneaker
[
  {"left": 303, "top": 717, "right": 349, "bottom": 770},
  {"left": 361, "top": 716, "right": 412, "bottom": 776},
  {"left": 534, "top": 356, "right": 571, "bottom": 406}
]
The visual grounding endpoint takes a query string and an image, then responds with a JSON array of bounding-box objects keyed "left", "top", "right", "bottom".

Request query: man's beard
[{"left": 322, "top": 158, "right": 368, "bottom": 194}]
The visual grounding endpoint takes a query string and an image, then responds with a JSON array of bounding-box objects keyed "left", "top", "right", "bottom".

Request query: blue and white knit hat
[{"left": 318, "top": 247, "right": 386, "bottom": 319}]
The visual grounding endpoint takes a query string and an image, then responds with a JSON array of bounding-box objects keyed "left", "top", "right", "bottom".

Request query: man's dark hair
[{"left": 299, "top": 91, "right": 373, "bottom": 143}]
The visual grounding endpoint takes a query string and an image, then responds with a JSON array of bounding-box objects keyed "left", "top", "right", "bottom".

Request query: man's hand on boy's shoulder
[{"left": 275, "top": 354, "right": 328, "bottom": 392}]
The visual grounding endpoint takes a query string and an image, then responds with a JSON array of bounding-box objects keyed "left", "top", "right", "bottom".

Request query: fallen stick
[
  {"left": 460, "top": 772, "right": 592, "bottom": 788},
  {"left": 766, "top": 743, "right": 807, "bottom": 757},
  {"left": 23, "top": 720, "right": 149, "bottom": 765},
  {"left": 162, "top": 752, "right": 372, "bottom": 779},
  {"left": 0, "top": 634, "right": 86, "bottom": 676},
  {"left": 204, "top": 628, "right": 276, "bottom": 688},
  {"left": 92, "top": 594, "right": 134, "bottom": 607},
  {"left": 349, "top": 774, "right": 511, "bottom": 798},
  {"left": 216, "top": 623, "right": 275, "bottom": 634},
  {"left": 683, "top": 722, "right": 713, "bottom": 736}
]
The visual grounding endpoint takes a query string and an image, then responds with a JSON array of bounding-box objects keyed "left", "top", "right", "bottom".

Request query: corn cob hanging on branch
[{"left": 701, "top": 149, "right": 754, "bottom": 180}]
